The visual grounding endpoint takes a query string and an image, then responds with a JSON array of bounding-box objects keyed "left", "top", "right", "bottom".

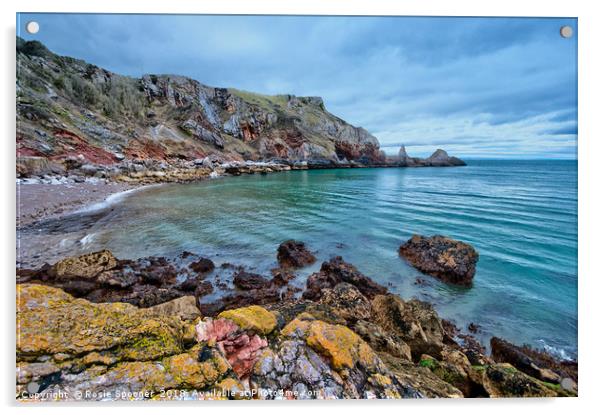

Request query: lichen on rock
[{"left": 217, "top": 305, "right": 277, "bottom": 335}]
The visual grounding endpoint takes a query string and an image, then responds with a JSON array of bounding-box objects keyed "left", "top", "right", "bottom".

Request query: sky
[{"left": 17, "top": 14, "right": 577, "bottom": 158}]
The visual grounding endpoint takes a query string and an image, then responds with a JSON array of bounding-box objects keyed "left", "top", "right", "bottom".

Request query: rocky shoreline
[{"left": 16, "top": 240, "right": 577, "bottom": 400}]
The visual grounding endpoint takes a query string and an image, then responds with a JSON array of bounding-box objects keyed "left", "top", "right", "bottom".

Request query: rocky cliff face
[{"left": 16, "top": 38, "right": 385, "bottom": 177}]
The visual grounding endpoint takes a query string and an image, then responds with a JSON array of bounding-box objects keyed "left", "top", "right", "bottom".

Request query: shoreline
[{"left": 16, "top": 157, "right": 468, "bottom": 227}]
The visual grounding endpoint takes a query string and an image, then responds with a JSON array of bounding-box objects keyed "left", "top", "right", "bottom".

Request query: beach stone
[
  {"left": 277, "top": 313, "right": 419, "bottom": 398},
  {"left": 277, "top": 240, "right": 316, "bottom": 268},
  {"left": 218, "top": 305, "right": 278, "bottom": 335},
  {"left": 399, "top": 235, "right": 479, "bottom": 286},
  {"left": 196, "top": 314, "right": 271, "bottom": 377}
]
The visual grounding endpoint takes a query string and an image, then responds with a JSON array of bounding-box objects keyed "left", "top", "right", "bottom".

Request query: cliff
[{"left": 16, "top": 38, "right": 385, "bottom": 178}]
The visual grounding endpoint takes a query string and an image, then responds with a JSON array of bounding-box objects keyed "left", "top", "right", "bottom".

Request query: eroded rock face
[
  {"left": 399, "top": 235, "right": 479, "bottom": 286},
  {"left": 277, "top": 240, "right": 316, "bottom": 268},
  {"left": 424, "top": 149, "right": 466, "bottom": 167},
  {"left": 394, "top": 146, "right": 465, "bottom": 168},
  {"left": 303, "top": 256, "right": 387, "bottom": 301},
  {"left": 17, "top": 40, "right": 386, "bottom": 171}
]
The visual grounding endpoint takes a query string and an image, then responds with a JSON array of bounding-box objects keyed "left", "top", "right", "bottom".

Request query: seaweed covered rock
[
  {"left": 18, "top": 250, "right": 218, "bottom": 308},
  {"left": 417, "top": 351, "right": 487, "bottom": 398},
  {"left": 379, "top": 353, "right": 463, "bottom": 398},
  {"left": 490, "top": 337, "right": 578, "bottom": 385},
  {"left": 399, "top": 235, "right": 479, "bottom": 286},
  {"left": 277, "top": 240, "right": 316, "bottom": 268}
]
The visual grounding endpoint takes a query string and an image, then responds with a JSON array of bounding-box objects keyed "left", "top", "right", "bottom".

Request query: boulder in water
[{"left": 399, "top": 235, "right": 478, "bottom": 286}]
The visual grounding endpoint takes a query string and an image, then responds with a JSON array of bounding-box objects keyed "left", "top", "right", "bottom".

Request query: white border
[{"left": 2, "top": 1, "right": 601, "bottom": 414}]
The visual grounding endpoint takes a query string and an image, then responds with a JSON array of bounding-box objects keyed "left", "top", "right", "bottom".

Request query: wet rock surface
[{"left": 399, "top": 234, "right": 479, "bottom": 286}]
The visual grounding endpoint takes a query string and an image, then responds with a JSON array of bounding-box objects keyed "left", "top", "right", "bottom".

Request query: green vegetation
[
  {"left": 419, "top": 358, "right": 437, "bottom": 369},
  {"left": 16, "top": 38, "right": 51, "bottom": 58},
  {"left": 230, "top": 88, "right": 290, "bottom": 111}
]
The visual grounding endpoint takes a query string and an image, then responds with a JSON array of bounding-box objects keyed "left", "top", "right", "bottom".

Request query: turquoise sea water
[{"left": 61, "top": 160, "right": 579, "bottom": 359}]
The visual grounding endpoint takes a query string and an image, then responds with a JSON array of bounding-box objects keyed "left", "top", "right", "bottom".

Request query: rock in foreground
[
  {"left": 399, "top": 235, "right": 479, "bottom": 286},
  {"left": 16, "top": 248, "right": 573, "bottom": 400}
]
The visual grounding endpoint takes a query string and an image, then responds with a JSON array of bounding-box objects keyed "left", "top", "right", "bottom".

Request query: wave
[{"left": 73, "top": 184, "right": 161, "bottom": 214}]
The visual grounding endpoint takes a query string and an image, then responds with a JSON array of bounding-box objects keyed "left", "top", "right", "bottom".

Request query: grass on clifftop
[{"left": 229, "top": 89, "right": 290, "bottom": 111}]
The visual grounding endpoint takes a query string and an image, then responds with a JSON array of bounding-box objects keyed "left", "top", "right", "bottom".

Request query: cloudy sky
[{"left": 18, "top": 14, "right": 577, "bottom": 158}]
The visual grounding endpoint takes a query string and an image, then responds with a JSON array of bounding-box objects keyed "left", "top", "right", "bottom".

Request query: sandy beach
[{"left": 16, "top": 181, "right": 137, "bottom": 228}]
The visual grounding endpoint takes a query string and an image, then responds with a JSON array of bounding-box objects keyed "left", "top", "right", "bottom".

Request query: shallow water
[{"left": 21, "top": 160, "right": 578, "bottom": 360}]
